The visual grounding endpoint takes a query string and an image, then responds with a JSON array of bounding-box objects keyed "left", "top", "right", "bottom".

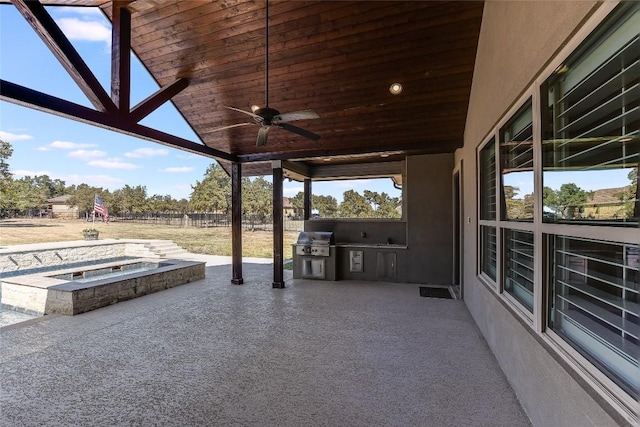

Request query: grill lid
[{"left": 296, "top": 231, "right": 334, "bottom": 246}]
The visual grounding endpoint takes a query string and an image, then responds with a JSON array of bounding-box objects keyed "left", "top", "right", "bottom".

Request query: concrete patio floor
[{"left": 1, "top": 255, "right": 531, "bottom": 426}]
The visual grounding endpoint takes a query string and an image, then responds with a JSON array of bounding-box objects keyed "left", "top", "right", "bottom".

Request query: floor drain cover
[{"left": 419, "top": 286, "right": 453, "bottom": 299}]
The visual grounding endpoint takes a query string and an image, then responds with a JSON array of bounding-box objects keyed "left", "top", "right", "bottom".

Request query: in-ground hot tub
[
  {"left": 1, "top": 258, "right": 205, "bottom": 316},
  {"left": 51, "top": 261, "right": 173, "bottom": 282}
]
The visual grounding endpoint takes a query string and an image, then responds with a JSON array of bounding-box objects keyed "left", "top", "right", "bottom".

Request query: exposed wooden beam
[
  {"left": 10, "top": 0, "right": 116, "bottom": 114},
  {"left": 311, "top": 161, "right": 405, "bottom": 180},
  {"left": 0, "top": 79, "right": 236, "bottom": 161},
  {"left": 237, "top": 141, "right": 461, "bottom": 163},
  {"left": 111, "top": 2, "right": 132, "bottom": 114},
  {"left": 272, "top": 160, "right": 311, "bottom": 181},
  {"left": 130, "top": 78, "right": 189, "bottom": 123}
]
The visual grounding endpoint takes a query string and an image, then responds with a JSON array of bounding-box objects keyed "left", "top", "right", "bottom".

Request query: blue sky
[{"left": 0, "top": 5, "right": 401, "bottom": 202}]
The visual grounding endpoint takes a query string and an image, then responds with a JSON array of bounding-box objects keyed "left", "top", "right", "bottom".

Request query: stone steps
[{"left": 143, "top": 240, "right": 189, "bottom": 258}]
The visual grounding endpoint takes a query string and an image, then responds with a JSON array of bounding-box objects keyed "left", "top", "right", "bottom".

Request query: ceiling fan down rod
[{"left": 265, "top": 0, "right": 269, "bottom": 108}]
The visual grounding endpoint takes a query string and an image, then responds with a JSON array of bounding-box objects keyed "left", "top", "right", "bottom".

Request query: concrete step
[{"left": 143, "top": 240, "right": 189, "bottom": 258}]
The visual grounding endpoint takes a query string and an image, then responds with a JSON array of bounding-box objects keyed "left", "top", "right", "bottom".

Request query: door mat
[{"left": 419, "top": 286, "right": 453, "bottom": 299}]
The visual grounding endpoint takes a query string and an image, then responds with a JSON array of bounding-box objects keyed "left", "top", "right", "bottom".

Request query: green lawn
[{"left": 0, "top": 218, "right": 299, "bottom": 259}]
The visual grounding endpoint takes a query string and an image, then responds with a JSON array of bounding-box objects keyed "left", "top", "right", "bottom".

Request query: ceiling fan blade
[
  {"left": 226, "top": 105, "right": 262, "bottom": 121},
  {"left": 208, "top": 122, "right": 254, "bottom": 132},
  {"left": 277, "top": 123, "right": 320, "bottom": 141},
  {"left": 256, "top": 126, "right": 271, "bottom": 146},
  {"left": 273, "top": 110, "right": 319, "bottom": 123}
]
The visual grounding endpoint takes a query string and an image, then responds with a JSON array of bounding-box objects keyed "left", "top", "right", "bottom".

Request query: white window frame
[{"left": 474, "top": 1, "right": 638, "bottom": 419}]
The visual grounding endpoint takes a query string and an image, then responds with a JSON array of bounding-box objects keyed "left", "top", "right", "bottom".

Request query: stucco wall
[
  {"left": 464, "top": 0, "right": 598, "bottom": 145},
  {"left": 406, "top": 153, "right": 454, "bottom": 284},
  {"left": 459, "top": 1, "right": 623, "bottom": 425}
]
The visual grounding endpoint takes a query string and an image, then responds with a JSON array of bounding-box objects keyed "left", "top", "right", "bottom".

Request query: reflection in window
[
  {"left": 504, "top": 229, "right": 534, "bottom": 311},
  {"left": 501, "top": 102, "right": 534, "bottom": 221},
  {"left": 549, "top": 235, "right": 639, "bottom": 398},
  {"left": 480, "top": 226, "right": 497, "bottom": 280},
  {"left": 480, "top": 138, "right": 497, "bottom": 220},
  {"left": 542, "top": 4, "right": 639, "bottom": 227}
]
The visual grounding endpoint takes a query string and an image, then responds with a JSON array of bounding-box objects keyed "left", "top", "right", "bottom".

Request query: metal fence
[
  {"left": 110, "top": 212, "right": 304, "bottom": 232},
  {"left": 2, "top": 210, "right": 304, "bottom": 232}
]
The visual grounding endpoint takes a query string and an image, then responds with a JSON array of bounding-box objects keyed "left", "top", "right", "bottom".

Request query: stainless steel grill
[{"left": 294, "top": 231, "right": 335, "bottom": 257}]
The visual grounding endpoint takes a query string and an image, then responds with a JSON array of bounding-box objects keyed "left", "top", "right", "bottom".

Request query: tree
[
  {"left": 503, "top": 185, "right": 532, "bottom": 220},
  {"left": 290, "top": 191, "right": 305, "bottom": 217},
  {"left": 615, "top": 167, "right": 638, "bottom": 219},
  {"left": 313, "top": 194, "right": 338, "bottom": 217},
  {"left": 523, "top": 193, "right": 534, "bottom": 218},
  {"left": 109, "top": 189, "right": 125, "bottom": 215},
  {"left": 148, "top": 194, "right": 176, "bottom": 212},
  {"left": 68, "top": 184, "right": 107, "bottom": 217},
  {"left": 339, "top": 190, "right": 374, "bottom": 218},
  {"left": 31, "top": 175, "right": 68, "bottom": 198},
  {"left": 554, "top": 183, "right": 591, "bottom": 219},
  {"left": 175, "top": 198, "right": 190, "bottom": 213},
  {"left": 190, "top": 163, "right": 231, "bottom": 213},
  {"left": 117, "top": 185, "right": 147, "bottom": 213},
  {"left": 8, "top": 176, "right": 49, "bottom": 212},
  {"left": 0, "top": 139, "right": 13, "bottom": 192},
  {"left": 503, "top": 185, "right": 519, "bottom": 200},
  {"left": 242, "top": 176, "right": 272, "bottom": 219},
  {"left": 364, "top": 190, "right": 401, "bottom": 218},
  {"left": 543, "top": 186, "right": 559, "bottom": 216}
]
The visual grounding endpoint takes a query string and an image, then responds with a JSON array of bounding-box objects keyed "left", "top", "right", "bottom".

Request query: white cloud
[
  {"left": 64, "top": 174, "right": 124, "bottom": 188},
  {"left": 0, "top": 131, "right": 33, "bottom": 141},
  {"left": 38, "top": 140, "right": 97, "bottom": 151},
  {"left": 55, "top": 6, "right": 104, "bottom": 17},
  {"left": 160, "top": 166, "right": 193, "bottom": 173},
  {"left": 124, "top": 147, "right": 169, "bottom": 158},
  {"left": 55, "top": 17, "right": 111, "bottom": 44},
  {"left": 11, "top": 169, "right": 50, "bottom": 177},
  {"left": 11, "top": 169, "right": 122, "bottom": 188},
  {"left": 68, "top": 149, "right": 106, "bottom": 160},
  {"left": 88, "top": 158, "right": 138, "bottom": 170},
  {"left": 176, "top": 153, "right": 200, "bottom": 160}
]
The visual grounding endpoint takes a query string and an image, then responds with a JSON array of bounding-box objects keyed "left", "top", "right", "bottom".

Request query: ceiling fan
[{"left": 225, "top": 1, "right": 320, "bottom": 146}]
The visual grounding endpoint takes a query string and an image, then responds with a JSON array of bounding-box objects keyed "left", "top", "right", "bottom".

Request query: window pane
[
  {"left": 503, "top": 229, "right": 534, "bottom": 311},
  {"left": 501, "top": 101, "right": 534, "bottom": 221},
  {"left": 480, "top": 225, "right": 497, "bottom": 280},
  {"left": 548, "top": 235, "right": 639, "bottom": 398},
  {"left": 480, "top": 138, "right": 497, "bottom": 220},
  {"left": 542, "top": 4, "right": 639, "bottom": 227}
]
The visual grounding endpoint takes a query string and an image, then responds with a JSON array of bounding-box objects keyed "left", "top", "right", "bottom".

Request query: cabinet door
[{"left": 376, "top": 252, "right": 396, "bottom": 279}]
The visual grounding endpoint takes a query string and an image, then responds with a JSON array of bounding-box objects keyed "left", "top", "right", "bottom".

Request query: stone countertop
[{"left": 335, "top": 243, "right": 408, "bottom": 249}]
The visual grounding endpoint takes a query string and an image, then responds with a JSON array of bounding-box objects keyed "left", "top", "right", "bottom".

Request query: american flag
[{"left": 94, "top": 195, "right": 110, "bottom": 222}]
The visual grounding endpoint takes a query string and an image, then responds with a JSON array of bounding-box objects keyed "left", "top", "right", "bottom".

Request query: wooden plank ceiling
[{"left": 11, "top": 1, "right": 484, "bottom": 176}]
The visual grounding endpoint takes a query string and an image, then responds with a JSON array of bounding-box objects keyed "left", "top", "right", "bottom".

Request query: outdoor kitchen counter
[
  {"left": 334, "top": 244, "right": 408, "bottom": 282},
  {"left": 336, "top": 243, "right": 407, "bottom": 249}
]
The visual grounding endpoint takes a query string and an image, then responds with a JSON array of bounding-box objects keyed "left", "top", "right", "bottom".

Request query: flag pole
[{"left": 93, "top": 194, "right": 96, "bottom": 225}]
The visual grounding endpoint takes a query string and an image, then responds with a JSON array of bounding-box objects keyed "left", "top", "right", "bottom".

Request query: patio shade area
[{"left": 1, "top": 259, "right": 530, "bottom": 426}]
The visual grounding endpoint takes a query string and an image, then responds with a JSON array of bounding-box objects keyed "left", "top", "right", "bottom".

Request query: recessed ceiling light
[{"left": 389, "top": 83, "right": 403, "bottom": 95}]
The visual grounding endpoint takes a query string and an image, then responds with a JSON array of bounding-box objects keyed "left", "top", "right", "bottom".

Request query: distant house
[
  {"left": 47, "top": 195, "right": 78, "bottom": 219},
  {"left": 282, "top": 197, "right": 296, "bottom": 218},
  {"left": 583, "top": 186, "right": 630, "bottom": 219}
]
